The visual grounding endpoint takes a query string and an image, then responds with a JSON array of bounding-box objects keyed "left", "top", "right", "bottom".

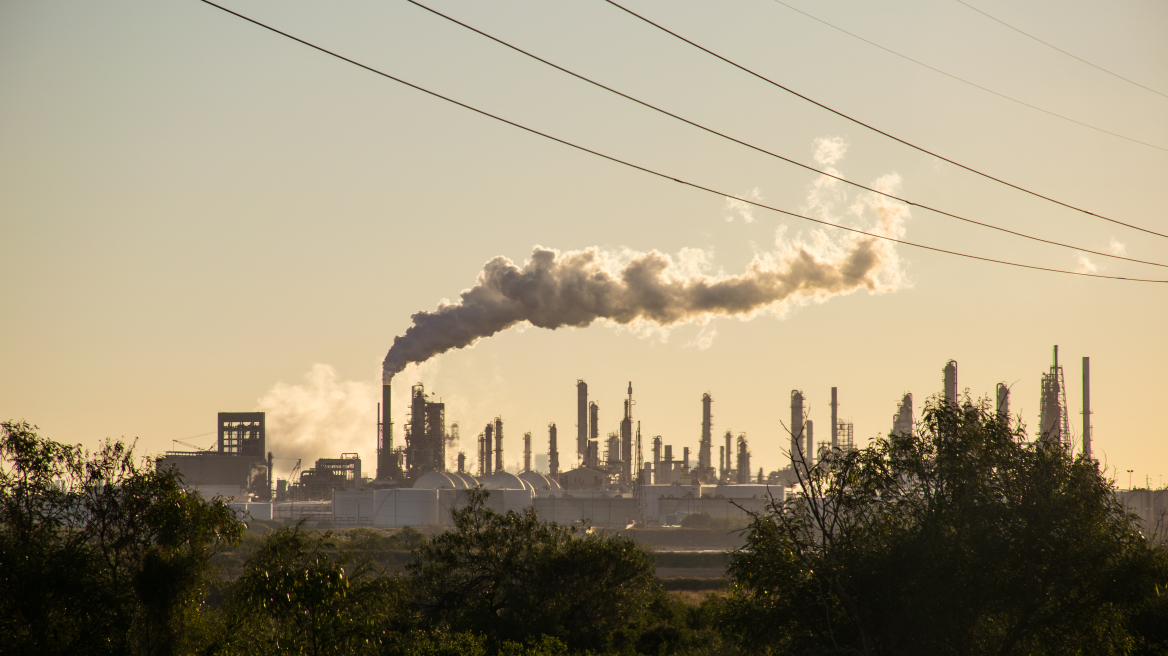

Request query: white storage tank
[{"left": 373, "top": 488, "right": 440, "bottom": 527}]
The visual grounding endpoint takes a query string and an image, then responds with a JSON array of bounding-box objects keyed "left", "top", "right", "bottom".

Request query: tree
[
  {"left": 723, "top": 397, "right": 1168, "bottom": 656},
  {"left": 217, "top": 522, "right": 408, "bottom": 656},
  {"left": 0, "top": 420, "right": 244, "bottom": 656},
  {"left": 407, "top": 488, "right": 659, "bottom": 652}
]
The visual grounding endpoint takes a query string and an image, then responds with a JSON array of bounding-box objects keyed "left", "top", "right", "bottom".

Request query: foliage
[
  {"left": 213, "top": 522, "right": 409, "bottom": 656},
  {"left": 0, "top": 420, "right": 244, "bottom": 656},
  {"left": 724, "top": 397, "right": 1168, "bottom": 656},
  {"left": 408, "top": 488, "right": 660, "bottom": 652}
]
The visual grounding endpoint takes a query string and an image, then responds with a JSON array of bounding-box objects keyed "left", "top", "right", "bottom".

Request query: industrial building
[{"left": 156, "top": 412, "right": 272, "bottom": 500}]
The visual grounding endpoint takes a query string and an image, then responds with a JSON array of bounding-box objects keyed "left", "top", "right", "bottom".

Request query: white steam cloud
[
  {"left": 382, "top": 137, "right": 909, "bottom": 379},
  {"left": 1108, "top": 238, "right": 1127, "bottom": 256},
  {"left": 257, "top": 364, "right": 375, "bottom": 476},
  {"left": 1077, "top": 255, "right": 1098, "bottom": 274}
]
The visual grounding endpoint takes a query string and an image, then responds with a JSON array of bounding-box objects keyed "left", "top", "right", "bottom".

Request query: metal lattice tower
[{"left": 1039, "top": 346, "right": 1071, "bottom": 448}]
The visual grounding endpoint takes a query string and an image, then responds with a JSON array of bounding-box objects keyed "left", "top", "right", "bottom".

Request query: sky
[{"left": 2, "top": 0, "right": 1166, "bottom": 488}]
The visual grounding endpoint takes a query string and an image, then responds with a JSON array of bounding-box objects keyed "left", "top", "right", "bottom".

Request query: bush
[
  {"left": 0, "top": 421, "right": 245, "bottom": 656},
  {"left": 408, "top": 488, "right": 660, "bottom": 652}
]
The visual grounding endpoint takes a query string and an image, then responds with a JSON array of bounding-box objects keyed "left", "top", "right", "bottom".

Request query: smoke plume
[
  {"left": 382, "top": 137, "right": 908, "bottom": 379},
  {"left": 384, "top": 219, "right": 906, "bottom": 380}
]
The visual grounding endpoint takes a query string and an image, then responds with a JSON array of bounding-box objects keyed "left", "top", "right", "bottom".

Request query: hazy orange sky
[{"left": 2, "top": 0, "right": 1166, "bottom": 487}]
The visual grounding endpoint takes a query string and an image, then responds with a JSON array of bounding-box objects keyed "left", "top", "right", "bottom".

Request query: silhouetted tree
[
  {"left": 0, "top": 420, "right": 244, "bottom": 656},
  {"left": 408, "top": 489, "right": 659, "bottom": 651},
  {"left": 214, "top": 522, "right": 408, "bottom": 656},
  {"left": 723, "top": 398, "right": 1168, "bottom": 655}
]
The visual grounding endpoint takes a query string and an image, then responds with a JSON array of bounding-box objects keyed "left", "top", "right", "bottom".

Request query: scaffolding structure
[{"left": 1039, "top": 346, "right": 1071, "bottom": 447}]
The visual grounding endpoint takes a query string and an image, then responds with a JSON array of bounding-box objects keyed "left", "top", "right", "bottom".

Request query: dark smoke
[{"left": 382, "top": 228, "right": 903, "bottom": 381}]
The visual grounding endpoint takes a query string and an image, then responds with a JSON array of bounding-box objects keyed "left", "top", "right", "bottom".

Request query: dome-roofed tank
[
  {"left": 445, "top": 473, "right": 470, "bottom": 489},
  {"left": 483, "top": 471, "right": 525, "bottom": 490},
  {"left": 413, "top": 472, "right": 456, "bottom": 489},
  {"left": 452, "top": 472, "right": 479, "bottom": 488},
  {"left": 518, "top": 471, "right": 553, "bottom": 490}
]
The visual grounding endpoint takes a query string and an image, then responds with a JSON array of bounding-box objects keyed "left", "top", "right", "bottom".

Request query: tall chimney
[
  {"left": 831, "top": 387, "right": 838, "bottom": 451},
  {"left": 378, "top": 383, "right": 394, "bottom": 480},
  {"left": 548, "top": 423, "right": 559, "bottom": 476},
  {"left": 1082, "top": 357, "right": 1092, "bottom": 462},
  {"left": 483, "top": 423, "right": 493, "bottom": 476},
  {"left": 576, "top": 380, "right": 588, "bottom": 462},
  {"left": 805, "top": 420, "right": 814, "bottom": 463},
  {"left": 700, "top": 393, "right": 713, "bottom": 478},
  {"left": 523, "top": 431, "right": 532, "bottom": 473},
  {"left": 724, "top": 431, "right": 733, "bottom": 481},
  {"left": 943, "top": 360, "right": 958, "bottom": 405},
  {"left": 494, "top": 417, "right": 504, "bottom": 474},
  {"left": 790, "top": 390, "right": 805, "bottom": 466}
]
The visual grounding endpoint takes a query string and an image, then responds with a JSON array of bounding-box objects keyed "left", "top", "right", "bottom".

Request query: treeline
[{"left": 3, "top": 396, "right": 1168, "bottom": 656}]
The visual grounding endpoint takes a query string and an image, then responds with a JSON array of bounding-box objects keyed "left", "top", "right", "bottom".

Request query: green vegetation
[
  {"left": 5, "top": 400, "right": 1168, "bottom": 655},
  {"left": 722, "top": 397, "right": 1168, "bottom": 655}
]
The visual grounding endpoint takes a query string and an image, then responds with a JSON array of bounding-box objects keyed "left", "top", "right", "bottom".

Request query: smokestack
[
  {"left": 482, "top": 424, "right": 493, "bottom": 476},
  {"left": 664, "top": 444, "right": 674, "bottom": 485},
  {"left": 548, "top": 423, "right": 559, "bottom": 476},
  {"left": 700, "top": 393, "right": 713, "bottom": 481},
  {"left": 621, "top": 382, "right": 633, "bottom": 486},
  {"left": 831, "top": 387, "right": 838, "bottom": 451},
  {"left": 805, "top": 420, "right": 814, "bottom": 463},
  {"left": 523, "top": 431, "right": 532, "bottom": 473},
  {"left": 943, "top": 360, "right": 958, "bottom": 405},
  {"left": 790, "top": 390, "right": 805, "bottom": 466},
  {"left": 683, "top": 446, "right": 690, "bottom": 475},
  {"left": 652, "top": 436, "right": 662, "bottom": 484},
  {"left": 892, "top": 393, "right": 913, "bottom": 437},
  {"left": 1082, "top": 357, "right": 1092, "bottom": 462},
  {"left": 589, "top": 401, "right": 599, "bottom": 444},
  {"left": 724, "top": 431, "right": 733, "bottom": 482},
  {"left": 494, "top": 417, "right": 504, "bottom": 474},
  {"left": 718, "top": 445, "right": 724, "bottom": 483},
  {"left": 576, "top": 380, "right": 588, "bottom": 461},
  {"left": 378, "top": 382, "right": 394, "bottom": 480}
]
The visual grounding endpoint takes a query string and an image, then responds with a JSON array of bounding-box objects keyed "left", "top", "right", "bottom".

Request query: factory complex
[{"left": 159, "top": 345, "right": 1159, "bottom": 529}]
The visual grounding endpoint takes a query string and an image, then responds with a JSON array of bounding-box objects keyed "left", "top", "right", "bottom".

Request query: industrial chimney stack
[
  {"left": 1082, "top": 357, "right": 1092, "bottom": 462},
  {"left": 576, "top": 380, "right": 588, "bottom": 463},
  {"left": 548, "top": 423, "right": 559, "bottom": 476},
  {"left": 943, "top": 360, "right": 958, "bottom": 405},
  {"left": 790, "top": 390, "right": 805, "bottom": 466}
]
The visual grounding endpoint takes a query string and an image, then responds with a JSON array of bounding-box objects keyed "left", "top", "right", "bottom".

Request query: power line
[
  {"left": 953, "top": 0, "right": 1168, "bottom": 100},
  {"left": 193, "top": 0, "right": 1168, "bottom": 284},
  {"left": 767, "top": 0, "right": 1166, "bottom": 152},
  {"left": 602, "top": 0, "right": 1168, "bottom": 240},
  {"left": 405, "top": 0, "right": 1168, "bottom": 269}
]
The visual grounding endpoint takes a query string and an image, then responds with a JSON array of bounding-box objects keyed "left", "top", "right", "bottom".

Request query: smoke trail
[{"left": 383, "top": 202, "right": 907, "bottom": 380}]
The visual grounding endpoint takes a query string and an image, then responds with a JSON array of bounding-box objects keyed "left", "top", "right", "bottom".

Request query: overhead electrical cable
[
  {"left": 602, "top": 0, "right": 1168, "bottom": 240},
  {"left": 193, "top": 0, "right": 1168, "bottom": 284},
  {"left": 766, "top": 0, "right": 1166, "bottom": 152},
  {"left": 405, "top": 0, "right": 1168, "bottom": 269},
  {"left": 953, "top": 0, "right": 1168, "bottom": 100}
]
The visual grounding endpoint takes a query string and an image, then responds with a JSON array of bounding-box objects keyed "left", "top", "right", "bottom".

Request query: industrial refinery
[{"left": 154, "top": 343, "right": 1135, "bottom": 528}]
